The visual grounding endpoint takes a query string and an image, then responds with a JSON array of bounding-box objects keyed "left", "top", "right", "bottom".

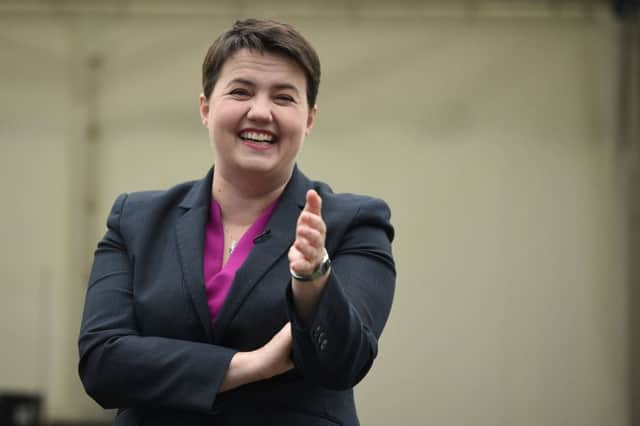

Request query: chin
[{"left": 235, "top": 159, "right": 282, "bottom": 176}]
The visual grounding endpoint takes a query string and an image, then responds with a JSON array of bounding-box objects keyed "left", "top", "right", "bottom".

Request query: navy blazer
[{"left": 78, "top": 166, "right": 395, "bottom": 426}]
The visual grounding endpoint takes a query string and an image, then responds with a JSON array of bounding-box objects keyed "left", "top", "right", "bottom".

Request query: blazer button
[{"left": 320, "top": 339, "right": 328, "bottom": 351}]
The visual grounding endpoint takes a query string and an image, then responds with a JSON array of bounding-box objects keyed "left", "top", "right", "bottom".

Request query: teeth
[{"left": 240, "top": 131, "right": 274, "bottom": 142}]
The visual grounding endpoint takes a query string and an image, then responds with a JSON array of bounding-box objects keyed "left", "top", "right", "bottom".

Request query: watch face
[
  {"left": 314, "top": 255, "right": 331, "bottom": 278},
  {"left": 319, "top": 257, "right": 331, "bottom": 273}
]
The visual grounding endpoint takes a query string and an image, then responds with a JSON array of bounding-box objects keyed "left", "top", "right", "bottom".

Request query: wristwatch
[{"left": 290, "top": 249, "right": 331, "bottom": 282}]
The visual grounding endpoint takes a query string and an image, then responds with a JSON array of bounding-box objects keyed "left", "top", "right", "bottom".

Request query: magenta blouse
[{"left": 203, "top": 198, "right": 278, "bottom": 325}]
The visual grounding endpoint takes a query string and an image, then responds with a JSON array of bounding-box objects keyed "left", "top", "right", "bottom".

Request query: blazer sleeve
[
  {"left": 78, "top": 193, "right": 237, "bottom": 412},
  {"left": 286, "top": 196, "right": 396, "bottom": 390}
]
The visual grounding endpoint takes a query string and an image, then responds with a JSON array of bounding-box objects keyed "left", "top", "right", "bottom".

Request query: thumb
[{"left": 304, "top": 190, "right": 322, "bottom": 215}]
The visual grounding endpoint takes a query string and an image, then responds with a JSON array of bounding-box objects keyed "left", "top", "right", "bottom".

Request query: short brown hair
[{"left": 202, "top": 19, "right": 321, "bottom": 108}]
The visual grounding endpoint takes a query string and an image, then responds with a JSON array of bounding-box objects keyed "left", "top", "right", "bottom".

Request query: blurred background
[{"left": 1, "top": 0, "right": 639, "bottom": 425}]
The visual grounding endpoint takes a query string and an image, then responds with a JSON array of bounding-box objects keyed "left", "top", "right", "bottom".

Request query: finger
[
  {"left": 289, "top": 245, "right": 313, "bottom": 268},
  {"left": 278, "top": 322, "right": 292, "bottom": 337},
  {"left": 297, "top": 211, "right": 326, "bottom": 234},
  {"left": 288, "top": 245, "right": 306, "bottom": 264},
  {"left": 290, "top": 258, "right": 314, "bottom": 274},
  {"left": 289, "top": 246, "right": 314, "bottom": 273},
  {"left": 283, "top": 322, "right": 292, "bottom": 343},
  {"left": 294, "top": 238, "right": 322, "bottom": 262},
  {"left": 303, "top": 190, "right": 322, "bottom": 216},
  {"left": 297, "top": 225, "right": 323, "bottom": 249}
]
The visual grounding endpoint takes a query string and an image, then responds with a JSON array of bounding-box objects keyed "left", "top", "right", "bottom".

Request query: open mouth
[{"left": 239, "top": 129, "right": 277, "bottom": 145}]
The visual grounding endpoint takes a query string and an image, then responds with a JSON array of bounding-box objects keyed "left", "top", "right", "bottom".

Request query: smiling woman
[
  {"left": 200, "top": 49, "right": 316, "bottom": 188},
  {"left": 78, "top": 19, "right": 395, "bottom": 426}
]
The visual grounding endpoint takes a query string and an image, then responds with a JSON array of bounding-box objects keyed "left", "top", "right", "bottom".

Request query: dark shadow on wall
[
  {"left": 617, "top": 3, "right": 640, "bottom": 425},
  {"left": 631, "top": 169, "right": 640, "bottom": 426}
]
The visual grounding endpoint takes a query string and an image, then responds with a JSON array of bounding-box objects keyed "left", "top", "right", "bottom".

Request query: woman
[{"left": 78, "top": 19, "right": 395, "bottom": 426}]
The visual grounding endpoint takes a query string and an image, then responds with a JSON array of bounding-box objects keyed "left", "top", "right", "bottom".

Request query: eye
[
  {"left": 229, "top": 88, "right": 251, "bottom": 98},
  {"left": 274, "top": 94, "right": 295, "bottom": 104}
]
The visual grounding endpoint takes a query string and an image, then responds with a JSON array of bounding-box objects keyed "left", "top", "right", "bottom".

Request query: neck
[{"left": 212, "top": 166, "right": 291, "bottom": 226}]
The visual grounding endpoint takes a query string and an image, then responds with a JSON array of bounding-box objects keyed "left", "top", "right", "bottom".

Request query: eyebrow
[{"left": 227, "top": 78, "right": 300, "bottom": 95}]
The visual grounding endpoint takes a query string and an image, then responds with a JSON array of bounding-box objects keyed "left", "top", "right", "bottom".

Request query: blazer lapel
[
  {"left": 212, "top": 167, "right": 310, "bottom": 343},
  {"left": 175, "top": 169, "right": 215, "bottom": 343}
]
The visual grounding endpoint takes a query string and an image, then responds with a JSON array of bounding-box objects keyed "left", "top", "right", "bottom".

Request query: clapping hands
[{"left": 289, "top": 189, "right": 327, "bottom": 277}]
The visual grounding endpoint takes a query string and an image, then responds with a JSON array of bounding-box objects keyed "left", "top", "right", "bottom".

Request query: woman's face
[{"left": 200, "top": 49, "right": 316, "bottom": 183}]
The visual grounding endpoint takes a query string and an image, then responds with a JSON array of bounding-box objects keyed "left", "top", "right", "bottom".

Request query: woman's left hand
[{"left": 289, "top": 189, "right": 326, "bottom": 276}]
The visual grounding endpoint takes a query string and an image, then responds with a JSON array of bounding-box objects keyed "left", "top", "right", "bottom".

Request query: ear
[
  {"left": 305, "top": 105, "right": 318, "bottom": 135},
  {"left": 199, "top": 94, "right": 210, "bottom": 126}
]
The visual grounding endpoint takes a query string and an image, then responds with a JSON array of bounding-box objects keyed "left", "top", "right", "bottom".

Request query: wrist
[
  {"left": 290, "top": 249, "right": 331, "bottom": 282},
  {"left": 221, "top": 351, "right": 261, "bottom": 392},
  {"left": 252, "top": 346, "right": 278, "bottom": 381}
]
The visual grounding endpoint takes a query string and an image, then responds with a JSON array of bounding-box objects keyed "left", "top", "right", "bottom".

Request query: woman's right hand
[
  {"left": 220, "top": 322, "right": 293, "bottom": 392},
  {"left": 254, "top": 322, "right": 294, "bottom": 380}
]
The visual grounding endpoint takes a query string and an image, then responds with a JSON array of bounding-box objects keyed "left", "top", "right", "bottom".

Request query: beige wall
[{"left": 0, "top": 1, "right": 629, "bottom": 425}]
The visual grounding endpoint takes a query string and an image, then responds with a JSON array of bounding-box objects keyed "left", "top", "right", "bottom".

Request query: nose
[{"left": 246, "top": 95, "right": 273, "bottom": 123}]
